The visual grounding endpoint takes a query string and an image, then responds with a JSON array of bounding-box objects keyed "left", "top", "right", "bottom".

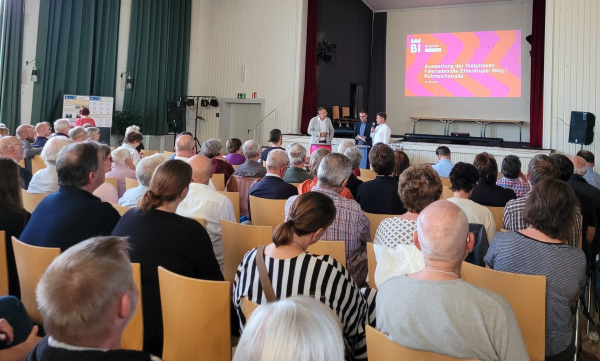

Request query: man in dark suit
[
  {"left": 354, "top": 111, "right": 373, "bottom": 146},
  {"left": 250, "top": 149, "right": 298, "bottom": 200}
]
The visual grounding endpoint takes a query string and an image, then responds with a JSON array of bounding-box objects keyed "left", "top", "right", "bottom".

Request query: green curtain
[
  {"left": 0, "top": 0, "right": 24, "bottom": 131},
  {"left": 123, "top": 0, "right": 191, "bottom": 135},
  {"left": 31, "top": 0, "right": 120, "bottom": 125}
]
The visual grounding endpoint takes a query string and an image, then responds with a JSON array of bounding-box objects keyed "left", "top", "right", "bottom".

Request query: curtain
[
  {"left": 31, "top": 0, "right": 120, "bottom": 126},
  {"left": 368, "top": 12, "right": 386, "bottom": 116},
  {"left": 529, "top": 0, "right": 545, "bottom": 147},
  {"left": 122, "top": 0, "right": 191, "bottom": 135},
  {"left": 0, "top": 0, "right": 24, "bottom": 130},
  {"left": 300, "top": 0, "right": 318, "bottom": 134}
]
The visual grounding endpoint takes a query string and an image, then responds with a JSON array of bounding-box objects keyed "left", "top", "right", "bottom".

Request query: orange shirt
[{"left": 297, "top": 178, "right": 354, "bottom": 200}]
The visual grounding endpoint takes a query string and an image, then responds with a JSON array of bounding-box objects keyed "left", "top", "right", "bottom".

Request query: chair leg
[{"left": 575, "top": 300, "right": 581, "bottom": 361}]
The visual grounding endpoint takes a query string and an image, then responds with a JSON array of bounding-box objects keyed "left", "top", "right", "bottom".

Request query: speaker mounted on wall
[{"left": 568, "top": 111, "right": 596, "bottom": 145}]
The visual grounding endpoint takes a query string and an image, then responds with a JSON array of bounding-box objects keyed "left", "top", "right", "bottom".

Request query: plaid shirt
[
  {"left": 285, "top": 187, "right": 371, "bottom": 286},
  {"left": 496, "top": 177, "right": 531, "bottom": 198}
]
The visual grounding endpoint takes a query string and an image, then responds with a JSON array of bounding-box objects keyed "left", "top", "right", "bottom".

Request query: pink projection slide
[{"left": 405, "top": 30, "right": 521, "bottom": 97}]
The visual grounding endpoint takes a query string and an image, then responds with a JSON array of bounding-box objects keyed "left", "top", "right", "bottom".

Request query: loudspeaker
[
  {"left": 166, "top": 101, "right": 184, "bottom": 134},
  {"left": 569, "top": 111, "right": 596, "bottom": 145}
]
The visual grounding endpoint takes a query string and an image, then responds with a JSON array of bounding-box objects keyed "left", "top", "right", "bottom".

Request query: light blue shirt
[
  {"left": 118, "top": 185, "right": 149, "bottom": 207},
  {"left": 583, "top": 166, "right": 600, "bottom": 190},
  {"left": 358, "top": 122, "right": 366, "bottom": 144},
  {"left": 432, "top": 158, "right": 455, "bottom": 178}
]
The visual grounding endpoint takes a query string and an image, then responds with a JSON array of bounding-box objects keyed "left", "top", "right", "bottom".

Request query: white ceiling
[{"left": 362, "top": 0, "right": 519, "bottom": 11}]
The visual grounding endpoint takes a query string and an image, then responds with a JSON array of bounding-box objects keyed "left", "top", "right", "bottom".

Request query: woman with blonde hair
[
  {"left": 86, "top": 127, "right": 100, "bottom": 142},
  {"left": 111, "top": 160, "right": 223, "bottom": 356}
]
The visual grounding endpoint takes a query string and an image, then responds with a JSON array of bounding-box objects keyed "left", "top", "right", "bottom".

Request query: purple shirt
[{"left": 225, "top": 153, "right": 246, "bottom": 165}]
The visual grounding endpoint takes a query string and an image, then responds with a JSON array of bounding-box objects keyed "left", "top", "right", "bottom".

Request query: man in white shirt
[
  {"left": 119, "top": 154, "right": 165, "bottom": 207},
  {"left": 176, "top": 155, "right": 236, "bottom": 270},
  {"left": 307, "top": 107, "right": 335, "bottom": 144},
  {"left": 174, "top": 134, "right": 196, "bottom": 161},
  {"left": 370, "top": 112, "right": 391, "bottom": 145}
]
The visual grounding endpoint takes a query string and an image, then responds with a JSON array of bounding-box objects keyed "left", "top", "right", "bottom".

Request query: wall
[
  {"left": 385, "top": 1, "right": 533, "bottom": 142},
  {"left": 544, "top": 0, "right": 600, "bottom": 157},
  {"left": 20, "top": 0, "right": 40, "bottom": 125}
]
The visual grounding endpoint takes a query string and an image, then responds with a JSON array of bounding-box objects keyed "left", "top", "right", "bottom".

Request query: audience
[
  {"left": 376, "top": 200, "right": 528, "bottom": 361},
  {"left": 202, "top": 138, "right": 235, "bottom": 185},
  {"left": 27, "top": 137, "right": 72, "bottom": 194},
  {"left": 233, "top": 139, "right": 267, "bottom": 178},
  {"left": 122, "top": 131, "right": 143, "bottom": 165},
  {"left": 577, "top": 149, "right": 600, "bottom": 190},
  {"left": 92, "top": 145, "right": 119, "bottom": 204},
  {"left": 571, "top": 155, "right": 600, "bottom": 244},
  {"left": 26, "top": 237, "right": 159, "bottom": 360},
  {"left": 298, "top": 148, "right": 354, "bottom": 199},
  {"left": 392, "top": 149, "right": 410, "bottom": 177},
  {"left": 0, "top": 127, "right": 9, "bottom": 137},
  {"left": 260, "top": 128, "right": 285, "bottom": 162},
  {"left": 337, "top": 139, "right": 356, "bottom": 155},
  {"left": 0, "top": 136, "right": 32, "bottom": 189},
  {"left": 125, "top": 125, "right": 145, "bottom": 152},
  {"left": 106, "top": 147, "right": 136, "bottom": 197},
  {"left": 68, "top": 126, "right": 87, "bottom": 142},
  {"left": 225, "top": 137, "right": 245, "bottom": 165},
  {"left": 234, "top": 192, "right": 374, "bottom": 360},
  {"left": 431, "top": 145, "right": 454, "bottom": 177},
  {"left": 16, "top": 125, "right": 42, "bottom": 172},
  {"left": 0, "top": 296, "right": 40, "bottom": 361},
  {"left": 250, "top": 150, "right": 298, "bottom": 200},
  {"left": 176, "top": 155, "right": 236, "bottom": 269},
  {"left": 485, "top": 179, "right": 586, "bottom": 360},
  {"left": 111, "top": 159, "right": 222, "bottom": 356},
  {"left": 233, "top": 296, "right": 345, "bottom": 361},
  {"left": 373, "top": 164, "right": 442, "bottom": 286},
  {"left": 283, "top": 143, "right": 312, "bottom": 183},
  {"left": 86, "top": 127, "right": 100, "bottom": 142},
  {"left": 20, "top": 142, "right": 120, "bottom": 250},
  {"left": 119, "top": 154, "right": 165, "bottom": 207},
  {"left": 470, "top": 152, "right": 516, "bottom": 206},
  {"left": 32, "top": 122, "right": 51, "bottom": 148},
  {"left": 174, "top": 133, "right": 196, "bottom": 161},
  {"left": 356, "top": 143, "right": 406, "bottom": 215},
  {"left": 343, "top": 147, "right": 363, "bottom": 198},
  {"left": 286, "top": 153, "right": 371, "bottom": 286},
  {"left": 446, "top": 162, "right": 496, "bottom": 240},
  {"left": 496, "top": 155, "right": 530, "bottom": 197},
  {"left": 52, "top": 119, "right": 71, "bottom": 138}
]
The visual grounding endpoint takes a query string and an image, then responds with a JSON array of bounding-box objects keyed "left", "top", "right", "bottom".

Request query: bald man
[
  {"left": 176, "top": 155, "right": 235, "bottom": 270},
  {"left": 174, "top": 134, "right": 196, "bottom": 161},
  {"left": 0, "top": 136, "right": 32, "bottom": 189},
  {"left": 376, "top": 200, "right": 528, "bottom": 361},
  {"left": 16, "top": 125, "right": 42, "bottom": 172}
]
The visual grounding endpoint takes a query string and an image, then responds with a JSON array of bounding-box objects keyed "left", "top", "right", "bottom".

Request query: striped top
[
  {"left": 484, "top": 231, "right": 586, "bottom": 356},
  {"left": 233, "top": 248, "right": 376, "bottom": 360}
]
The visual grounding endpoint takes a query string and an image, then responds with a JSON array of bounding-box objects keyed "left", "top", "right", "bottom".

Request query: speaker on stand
[
  {"left": 568, "top": 111, "right": 596, "bottom": 149},
  {"left": 167, "top": 99, "right": 185, "bottom": 147}
]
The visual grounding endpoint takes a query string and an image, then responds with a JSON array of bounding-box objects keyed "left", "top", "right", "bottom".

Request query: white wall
[
  {"left": 544, "top": 0, "right": 600, "bottom": 156},
  {"left": 20, "top": 0, "right": 40, "bottom": 125},
  {"left": 385, "top": 1, "right": 533, "bottom": 142}
]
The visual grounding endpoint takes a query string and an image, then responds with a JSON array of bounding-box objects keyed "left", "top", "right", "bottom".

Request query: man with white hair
[
  {"left": 68, "top": 126, "right": 87, "bottom": 142},
  {"left": 27, "top": 137, "right": 72, "bottom": 193},
  {"left": 233, "top": 139, "right": 266, "bottom": 178},
  {"left": 249, "top": 149, "right": 298, "bottom": 199},
  {"left": 119, "top": 154, "right": 165, "bottom": 207},
  {"left": 16, "top": 125, "right": 42, "bottom": 172},
  {"left": 53, "top": 118, "right": 71, "bottom": 138},
  {"left": 32, "top": 122, "right": 52, "bottom": 148},
  {"left": 176, "top": 155, "right": 236, "bottom": 269},
  {"left": 0, "top": 136, "right": 31, "bottom": 189},
  {"left": 174, "top": 133, "right": 196, "bottom": 161},
  {"left": 283, "top": 143, "right": 312, "bottom": 183},
  {"left": 26, "top": 236, "right": 160, "bottom": 360},
  {"left": 376, "top": 200, "right": 528, "bottom": 361},
  {"left": 285, "top": 153, "right": 370, "bottom": 286}
]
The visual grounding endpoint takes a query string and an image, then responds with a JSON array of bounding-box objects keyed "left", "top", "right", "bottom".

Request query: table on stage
[{"left": 409, "top": 116, "right": 526, "bottom": 142}]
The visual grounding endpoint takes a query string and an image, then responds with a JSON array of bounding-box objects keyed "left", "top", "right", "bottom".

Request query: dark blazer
[
  {"left": 470, "top": 181, "right": 517, "bottom": 207},
  {"left": 356, "top": 176, "right": 406, "bottom": 215},
  {"left": 354, "top": 120, "right": 374, "bottom": 146},
  {"left": 345, "top": 173, "right": 363, "bottom": 199},
  {"left": 249, "top": 175, "right": 298, "bottom": 200},
  {"left": 20, "top": 187, "right": 120, "bottom": 251},
  {"left": 18, "top": 165, "right": 32, "bottom": 190},
  {"left": 569, "top": 174, "right": 600, "bottom": 250}
]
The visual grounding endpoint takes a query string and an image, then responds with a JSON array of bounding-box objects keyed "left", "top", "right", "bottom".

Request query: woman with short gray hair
[
  {"left": 201, "top": 138, "right": 234, "bottom": 184},
  {"left": 105, "top": 147, "right": 136, "bottom": 197}
]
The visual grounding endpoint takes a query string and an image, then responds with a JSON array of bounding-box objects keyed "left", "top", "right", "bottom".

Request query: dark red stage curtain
[
  {"left": 529, "top": 0, "right": 545, "bottom": 147},
  {"left": 300, "top": 0, "right": 318, "bottom": 134}
]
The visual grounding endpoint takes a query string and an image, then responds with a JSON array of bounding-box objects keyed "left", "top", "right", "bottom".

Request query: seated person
[
  {"left": 27, "top": 136, "right": 72, "bottom": 194},
  {"left": 486, "top": 179, "right": 586, "bottom": 360},
  {"left": 121, "top": 131, "right": 143, "bottom": 165},
  {"left": 337, "top": 140, "right": 360, "bottom": 177},
  {"left": 496, "top": 155, "right": 530, "bottom": 197},
  {"left": 119, "top": 154, "right": 165, "bottom": 207},
  {"left": 16, "top": 125, "right": 42, "bottom": 172},
  {"left": 32, "top": 122, "right": 51, "bottom": 148},
  {"left": 249, "top": 150, "right": 298, "bottom": 200},
  {"left": 202, "top": 138, "right": 234, "bottom": 185},
  {"left": 260, "top": 128, "right": 285, "bottom": 162},
  {"left": 376, "top": 200, "right": 528, "bottom": 361},
  {"left": 234, "top": 192, "right": 375, "bottom": 360},
  {"left": 68, "top": 126, "right": 87, "bottom": 142},
  {"left": 431, "top": 146, "right": 454, "bottom": 177},
  {"left": 0, "top": 296, "right": 40, "bottom": 361},
  {"left": 470, "top": 152, "right": 516, "bottom": 207},
  {"left": 26, "top": 237, "right": 161, "bottom": 360},
  {"left": 92, "top": 144, "right": 119, "bottom": 204},
  {"left": 173, "top": 133, "right": 196, "bottom": 161},
  {"left": 225, "top": 138, "right": 246, "bottom": 165},
  {"left": 106, "top": 147, "right": 136, "bottom": 197},
  {"left": 343, "top": 147, "right": 363, "bottom": 198},
  {"left": 233, "top": 140, "right": 267, "bottom": 178},
  {"left": 356, "top": 143, "right": 406, "bottom": 215},
  {"left": 373, "top": 165, "right": 442, "bottom": 286},
  {"left": 392, "top": 150, "right": 410, "bottom": 177},
  {"left": 233, "top": 296, "right": 345, "bottom": 361},
  {"left": 86, "top": 127, "right": 100, "bottom": 142},
  {"left": 283, "top": 143, "right": 312, "bottom": 183},
  {"left": 298, "top": 148, "right": 354, "bottom": 200}
]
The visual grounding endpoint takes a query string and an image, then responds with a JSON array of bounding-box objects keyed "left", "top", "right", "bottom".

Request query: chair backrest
[
  {"left": 191, "top": 217, "right": 206, "bottom": 227},
  {"left": 12, "top": 237, "right": 61, "bottom": 325},
  {"left": 225, "top": 175, "right": 261, "bottom": 218},
  {"left": 109, "top": 202, "right": 130, "bottom": 216},
  {"left": 125, "top": 177, "right": 139, "bottom": 190},
  {"left": 232, "top": 164, "right": 239, "bottom": 170},
  {"left": 158, "top": 266, "right": 231, "bottom": 361},
  {"left": 217, "top": 191, "right": 240, "bottom": 222},
  {"left": 332, "top": 106, "right": 340, "bottom": 119},
  {"left": 121, "top": 263, "right": 143, "bottom": 350},
  {"left": 31, "top": 155, "right": 46, "bottom": 174},
  {"left": 306, "top": 241, "right": 346, "bottom": 266},
  {"left": 163, "top": 151, "right": 175, "bottom": 160},
  {"left": 249, "top": 195, "right": 287, "bottom": 229},
  {"left": 441, "top": 177, "right": 451, "bottom": 187},
  {"left": 21, "top": 190, "right": 48, "bottom": 213},
  {"left": 105, "top": 177, "right": 118, "bottom": 191},
  {"left": 290, "top": 182, "right": 301, "bottom": 187},
  {"left": 442, "top": 185, "right": 454, "bottom": 199},
  {"left": 140, "top": 149, "right": 159, "bottom": 157},
  {"left": 18, "top": 159, "right": 25, "bottom": 168},
  {"left": 366, "top": 326, "right": 480, "bottom": 361},
  {"left": 211, "top": 173, "right": 225, "bottom": 191},
  {"left": 360, "top": 168, "right": 377, "bottom": 179},
  {"left": 357, "top": 176, "right": 373, "bottom": 182},
  {"left": 221, "top": 220, "right": 272, "bottom": 283},
  {"left": 461, "top": 262, "right": 546, "bottom": 361},
  {"left": 485, "top": 206, "right": 504, "bottom": 232},
  {"left": 240, "top": 296, "right": 260, "bottom": 320},
  {"left": 342, "top": 106, "right": 350, "bottom": 118},
  {"left": 0, "top": 231, "right": 7, "bottom": 296},
  {"left": 366, "top": 242, "right": 377, "bottom": 289},
  {"left": 364, "top": 212, "right": 396, "bottom": 240}
]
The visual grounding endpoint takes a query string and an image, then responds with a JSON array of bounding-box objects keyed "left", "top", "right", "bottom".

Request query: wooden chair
[
  {"left": 290, "top": 182, "right": 301, "bottom": 187},
  {"left": 366, "top": 326, "right": 479, "bottom": 361},
  {"left": 221, "top": 220, "right": 272, "bottom": 283},
  {"left": 12, "top": 237, "right": 61, "bottom": 325},
  {"left": 31, "top": 155, "right": 46, "bottom": 174},
  {"left": 211, "top": 173, "right": 226, "bottom": 191},
  {"left": 226, "top": 175, "right": 261, "bottom": 218},
  {"left": 0, "top": 232, "right": 7, "bottom": 296},
  {"left": 158, "top": 266, "right": 231, "bottom": 361},
  {"left": 105, "top": 177, "right": 118, "bottom": 191},
  {"left": 21, "top": 190, "right": 47, "bottom": 213},
  {"left": 217, "top": 191, "right": 240, "bottom": 222},
  {"left": 18, "top": 159, "right": 25, "bottom": 168},
  {"left": 140, "top": 149, "right": 159, "bottom": 157},
  {"left": 441, "top": 177, "right": 451, "bottom": 187},
  {"left": 240, "top": 297, "right": 260, "bottom": 320},
  {"left": 485, "top": 206, "right": 504, "bottom": 232},
  {"left": 357, "top": 176, "right": 373, "bottom": 182},
  {"left": 332, "top": 105, "right": 342, "bottom": 126},
  {"left": 232, "top": 164, "right": 239, "bottom": 170},
  {"left": 461, "top": 262, "right": 546, "bottom": 361},
  {"left": 364, "top": 212, "right": 396, "bottom": 240},
  {"left": 249, "top": 195, "right": 286, "bottom": 229},
  {"left": 191, "top": 217, "right": 206, "bottom": 227},
  {"left": 360, "top": 168, "right": 377, "bottom": 179},
  {"left": 366, "top": 242, "right": 377, "bottom": 289},
  {"left": 110, "top": 202, "right": 130, "bottom": 216},
  {"left": 442, "top": 185, "right": 454, "bottom": 199},
  {"left": 125, "top": 177, "right": 139, "bottom": 190},
  {"left": 163, "top": 151, "right": 175, "bottom": 160},
  {"left": 121, "top": 263, "right": 143, "bottom": 350},
  {"left": 341, "top": 106, "right": 352, "bottom": 127},
  {"left": 306, "top": 241, "right": 346, "bottom": 266}
]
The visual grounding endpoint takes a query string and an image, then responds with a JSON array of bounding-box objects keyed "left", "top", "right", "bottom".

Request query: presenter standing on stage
[
  {"left": 308, "top": 107, "right": 335, "bottom": 144},
  {"left": 371, "top": 112, "right": 391, "bottom": 145},
  {"left": 354, "top": 111, "right": 373, "bottom": 146}
]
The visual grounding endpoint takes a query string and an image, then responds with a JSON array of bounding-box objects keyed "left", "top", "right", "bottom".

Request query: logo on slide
[{"left": 410, "top": 38, "right": 422, "bottom": 53}]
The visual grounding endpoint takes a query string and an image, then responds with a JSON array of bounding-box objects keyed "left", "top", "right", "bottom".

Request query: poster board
[{"left": 62, "top": 95, "right": 114, "bottom": 128}]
